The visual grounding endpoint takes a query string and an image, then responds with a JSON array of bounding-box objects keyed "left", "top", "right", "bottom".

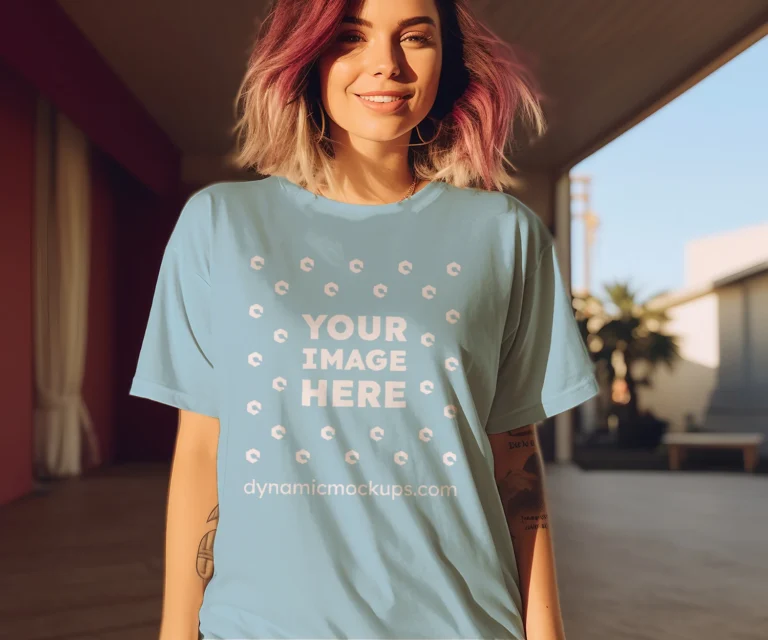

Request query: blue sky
[{"left": 570, "top": 36, "right": 767, "bottom": 301}]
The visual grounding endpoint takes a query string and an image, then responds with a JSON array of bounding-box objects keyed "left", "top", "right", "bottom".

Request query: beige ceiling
[{"left": 57, "top": 0, "right": 767, "bottom": 182}]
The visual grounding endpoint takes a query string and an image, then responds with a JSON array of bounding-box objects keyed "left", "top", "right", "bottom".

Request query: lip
[
  {"left": 354, "top": 92, "right": 412, "bottom": 114},
  {"left": 357, "top": 90, "right": 412, "bottom": 97}
]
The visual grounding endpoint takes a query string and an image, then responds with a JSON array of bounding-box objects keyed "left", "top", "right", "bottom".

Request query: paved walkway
[
  {"left": 548, "top": 464, "right": 768, "bottom": 640},
  {"left": 1, "top": 463, "right": 766, "bottom": 639}
]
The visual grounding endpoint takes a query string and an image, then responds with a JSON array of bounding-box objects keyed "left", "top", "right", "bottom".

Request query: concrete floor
[
  {"left": 1, "top": 463, "right": 766, "bottom": 639},
  {"left": 547, "top": 465, "right": 768, "bottom": 640}
]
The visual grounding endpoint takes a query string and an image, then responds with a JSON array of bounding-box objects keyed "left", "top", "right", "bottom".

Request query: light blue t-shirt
[{"left": 130, "top": 175, "right": 598, "bottom": 640}]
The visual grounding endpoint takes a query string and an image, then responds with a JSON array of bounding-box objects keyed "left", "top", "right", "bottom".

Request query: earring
[{"left": 414, "top": 118, "right": 442, "bottom": 146}]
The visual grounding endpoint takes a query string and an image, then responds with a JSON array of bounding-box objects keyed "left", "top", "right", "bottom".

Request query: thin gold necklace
[
  {"left": 400, "top": 174, "right": 419, "bottom": 201},
  {"left": 317, "top": 174, "right": 419, "bottom": 203}
]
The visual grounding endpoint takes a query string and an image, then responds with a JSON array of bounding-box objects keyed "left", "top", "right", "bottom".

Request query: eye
[
  {"left": 402, "top": 33, "right": 432, "bottom": 45},
  {"left": 336, "top": 32, "right": 433, "bottom": 45},
  {"left": 337, "top": 32, "right": 363, "bottom": 43}
]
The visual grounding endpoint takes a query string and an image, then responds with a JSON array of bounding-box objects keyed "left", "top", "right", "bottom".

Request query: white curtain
[{"left": 33, "top": 96, "right": 100, "bottom": 477}]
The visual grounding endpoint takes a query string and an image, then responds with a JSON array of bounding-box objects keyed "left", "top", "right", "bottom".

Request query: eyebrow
[{"left": 341, "top": 15, "right": 437, "bottom": 29}]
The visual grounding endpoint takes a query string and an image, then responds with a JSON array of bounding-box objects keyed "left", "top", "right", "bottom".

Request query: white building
[{"left": 641, "top": 223, "right": 768, "bottom": 453}]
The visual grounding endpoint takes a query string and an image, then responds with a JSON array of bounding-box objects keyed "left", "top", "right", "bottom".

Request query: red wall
[
  {"left": 0, "top": 1, "right": 185, "bottom": 503},
  {"left": 0, "top": 61, "right": 35, "bottom": 504},
  {"left": 0, "top": 62, "right": 128, "bottom": 501},
  {"left": 84, "top": 146, "right": 120, "bottom": 467},
  {"left": 113, "top": 171, "right": 188, "bottom": 463},
  {"left": 0, "top": 0, "right": 180, "bottom": 199}
]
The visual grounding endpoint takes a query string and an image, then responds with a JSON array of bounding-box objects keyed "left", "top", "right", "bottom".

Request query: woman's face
[{"left": 316, "top": 0, "right": 443, "bottom": 146}]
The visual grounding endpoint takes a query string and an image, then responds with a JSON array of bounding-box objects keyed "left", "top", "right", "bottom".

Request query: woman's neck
[
  {"left": 318, "top": 173, "right": 421, "bottom": 205},
  {"left": 318, "top": 132, "right": 423, "bottom": 205}
]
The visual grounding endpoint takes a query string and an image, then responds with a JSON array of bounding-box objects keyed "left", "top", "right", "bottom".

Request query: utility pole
[{"left": 570, "top": 175, "right": 600, "bottom": 295}]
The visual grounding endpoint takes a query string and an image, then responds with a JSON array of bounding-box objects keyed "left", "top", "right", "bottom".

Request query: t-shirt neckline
[{"left": 275, "top": 174, "right": 447, "bottom": 217}]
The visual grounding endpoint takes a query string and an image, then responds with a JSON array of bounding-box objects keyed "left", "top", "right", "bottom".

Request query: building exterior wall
[
  {"left": 747, "top": 275, "right": 768, "bottom": 390},
  {"left": 638, "top": 293, "right": 719, "bottom": 433},
  {"left": 706, "top": 272, "right": 768, "bottom": 452},
  {"left": 640, "top": 270, "right": 768, "bottom": 453},
  {"left": 686, "top": 222, "right": 768, "bottom": 287},
  {"left": 639, "top": 220, "right": 768, "bottom": 453}
]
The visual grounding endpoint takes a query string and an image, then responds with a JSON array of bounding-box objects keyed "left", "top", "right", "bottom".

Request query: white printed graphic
[
  {"left": 248, "top": 352, "right": 263, "bottom": 367},
  {"left": 250, "top": 256, "right": 265, "bottom": 270},
  {"left": 324, "top": 282, "right": 339, "bottom": 297},
  {"left": 349, "top": 259, "right": 364, "bottom": 273},
  {"left": 249, "top": 303, "right": 264, "bottom": 319},
  {"left": 262, "top": 274, "right": 468, "bottom": 479},
  {"left": 300, "top": 257, "right": 314, "bottom": 272},
  {"left": 246, "top": 448, "right": 260, "bottom": 463},
  {"left": 321, "top": 425, "right": 336, "bottom": 440},
  {"left": 275, "top": 280, "right": 289, "bottom": 295},
  {"left": 447, "top": 262, "right": 461, "bottom": 276}
]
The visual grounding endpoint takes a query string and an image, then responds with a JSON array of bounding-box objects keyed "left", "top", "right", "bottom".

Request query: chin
[
  {"left": 358, "top": 133, "right": 410, "bottom": 144},
  {"left": 347, "top": 124, "right": 416, "bottom": 143}
]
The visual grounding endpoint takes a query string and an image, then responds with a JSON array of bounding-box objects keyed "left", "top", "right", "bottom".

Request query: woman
[{"left": 130, "top": 0, "right": 598, "bottom": 638}]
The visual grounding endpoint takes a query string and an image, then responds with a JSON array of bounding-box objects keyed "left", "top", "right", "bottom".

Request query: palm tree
[{"left": 573, "top": 282, "right": 680, "bottom": 426}]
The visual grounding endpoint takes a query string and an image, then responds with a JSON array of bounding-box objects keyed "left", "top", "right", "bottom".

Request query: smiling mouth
[{"left": 355, "top": 94, "right": 413, "bottom": 102}]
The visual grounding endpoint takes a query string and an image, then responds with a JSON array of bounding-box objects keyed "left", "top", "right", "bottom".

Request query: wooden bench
[{"left": 661, "top": 432, "right": 764, "bottom": 472}]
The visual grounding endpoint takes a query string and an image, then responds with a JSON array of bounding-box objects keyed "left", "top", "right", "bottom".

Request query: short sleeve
[
  {"left": 485, "top": 213, "right": 598, "bottom": 434},
  {"left": 129, "top": 189, "right": 218, "bottom": 418}
]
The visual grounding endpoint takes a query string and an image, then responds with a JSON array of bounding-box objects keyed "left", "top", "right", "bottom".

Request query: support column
[{"left": 554, "top": 173, "right": 574, "bottom": 463}]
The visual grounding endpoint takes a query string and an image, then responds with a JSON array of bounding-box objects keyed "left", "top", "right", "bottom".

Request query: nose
[{"left": 366, "top": 38, "right": 401, "bottom": 78}]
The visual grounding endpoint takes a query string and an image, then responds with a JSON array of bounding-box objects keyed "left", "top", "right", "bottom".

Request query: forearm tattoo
[
  {"left": 495, "top": 429, "right": 548, "bottom": 534},
  {"left": 196, "top": 504, "right": 219, "bottom": 583}
]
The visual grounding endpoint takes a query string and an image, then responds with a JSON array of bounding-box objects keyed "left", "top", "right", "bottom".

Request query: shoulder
[
  {"left": 447, "top": 185, "right": 550, "bottom": 234},
  {"left": 172, "top": 177, "right": 276, "bottom": 240},
  {"left": 448, "top": 185, "right": 553, "bottom": 270},
  {"left": 495, "top": 191, "right": 552, "bottom": 254},
  {"left": 185, "top": 177, "right": 274, "bottom": 212}
]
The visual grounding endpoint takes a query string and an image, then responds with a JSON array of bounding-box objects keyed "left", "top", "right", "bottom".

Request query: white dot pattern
[{"left": 244, "top": 255, "right": 463, "bottom": 467}]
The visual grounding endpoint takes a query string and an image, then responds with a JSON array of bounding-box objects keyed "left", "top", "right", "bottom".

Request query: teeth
[{"left": 359, "top": 95, "right": 405, "bottom": 103}]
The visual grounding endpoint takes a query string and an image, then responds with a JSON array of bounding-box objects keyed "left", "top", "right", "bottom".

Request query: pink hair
[{"left": 230, "top": 0, "right": 546, "bottom": 193}]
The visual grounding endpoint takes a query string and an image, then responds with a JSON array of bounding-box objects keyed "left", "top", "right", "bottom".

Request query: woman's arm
[
  {"left": 488, "top": 425, "right": 566, "bottom": 640},
  {"left": 159, "top": 409, "right": 220, "bottom": 640}
]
